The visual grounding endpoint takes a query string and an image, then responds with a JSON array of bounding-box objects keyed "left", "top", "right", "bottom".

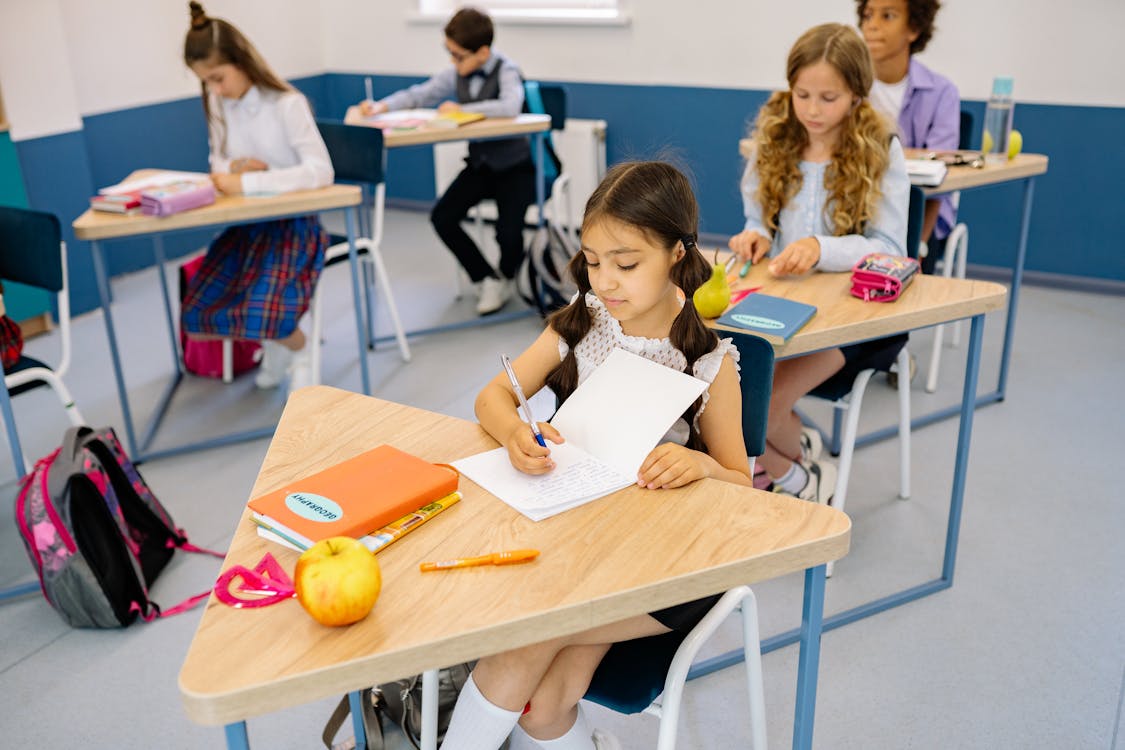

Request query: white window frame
[{"left": 413, "top": 1, "right": 629, "bottom": 26}]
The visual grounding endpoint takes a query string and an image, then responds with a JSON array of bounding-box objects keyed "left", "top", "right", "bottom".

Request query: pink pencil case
[
  {"left": 849, "top": 253, "right": 920, "bottom": 302},
  {"left": 140, "top": 181, "right": 216, "bottom": 217}
]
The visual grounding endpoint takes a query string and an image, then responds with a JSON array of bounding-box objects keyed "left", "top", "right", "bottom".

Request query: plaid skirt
[{"left": 181, "top": 216, "right": 326, "bottom": 340}]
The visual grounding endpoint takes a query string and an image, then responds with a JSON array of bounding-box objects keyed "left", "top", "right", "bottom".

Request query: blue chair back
[
  {"left": 959, "top": 110, "right": 974, "bottom": 150},
  {"left": 905, "top": 184, "right": 925, "bottom": 260},
  {"left": 315, "top": 120, "right": 384, "bottom": 186},
  {"left": 0, "top": 207, "right": 64, "bottom": 292},
  {"left": 583, "top": 332, "right": 774, "bottom": 714},
  {"left": 523, "top": 81, "right": 564, "bottom": 183}
]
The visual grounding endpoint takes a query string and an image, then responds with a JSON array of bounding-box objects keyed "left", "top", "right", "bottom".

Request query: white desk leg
[{"left": 421, "top": 668, "right": 439, "bottom": 750}]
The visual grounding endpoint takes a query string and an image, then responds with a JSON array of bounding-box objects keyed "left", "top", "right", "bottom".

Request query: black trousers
[{"left": 430, "top": 160, "right": 536, "bottom": 283}]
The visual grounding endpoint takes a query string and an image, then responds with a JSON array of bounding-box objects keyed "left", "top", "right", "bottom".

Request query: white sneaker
[
  {"left": 254, "top": 340, "right": 294, "bottom": 389},
  {"left": 476, "top": 276, "right": 513, "bottom": 315},
  {"left": 287, "top": 347, "right": 315, "bottom": 392},
  {"left": 799, "top": 425, "right": 823, "bottom": 463},
  {"left": 591, "top": 729, "right": 623, "bottom": 750}
]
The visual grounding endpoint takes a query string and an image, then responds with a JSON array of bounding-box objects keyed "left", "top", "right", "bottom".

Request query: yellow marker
[{"left": 419, "top": 549, "right": 540, "bottom": 572}]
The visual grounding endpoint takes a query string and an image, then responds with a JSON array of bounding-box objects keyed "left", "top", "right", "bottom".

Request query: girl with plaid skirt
[{"left": 182, "top": 2, "right": 333, "bottom": 390}]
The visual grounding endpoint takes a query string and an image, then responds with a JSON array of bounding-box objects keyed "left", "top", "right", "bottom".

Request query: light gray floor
[{"left": 1, "top": 208, "right": 1123, "bottom": 749}]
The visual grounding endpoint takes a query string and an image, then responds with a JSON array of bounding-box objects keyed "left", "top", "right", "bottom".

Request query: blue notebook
[{"left": 716, "top": 293, "right": 817, "bottom": 342}]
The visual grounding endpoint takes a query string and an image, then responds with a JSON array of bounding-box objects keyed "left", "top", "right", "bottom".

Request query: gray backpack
[{"left": 15, "top": 426, "right": 221, "bottom": 628}]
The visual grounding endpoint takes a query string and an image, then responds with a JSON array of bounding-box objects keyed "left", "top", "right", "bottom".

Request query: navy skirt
[{"left": 181, "top": 216, "right": 326, "bottom": 340}]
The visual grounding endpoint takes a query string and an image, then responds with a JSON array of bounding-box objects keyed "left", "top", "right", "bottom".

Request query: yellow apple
[
  {"left": 981, "top": 130, "right": 994, "bottom": 157},
  {"left": 1007, "top": 129, "right": 1023, "bottom": 160},
  {"left": 295, "top": 536, "right": 382, "bottom": 627}
]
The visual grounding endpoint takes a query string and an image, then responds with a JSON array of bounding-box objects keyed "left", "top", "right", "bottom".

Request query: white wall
[
  {"left": 323, "top": 0, "right": 1125, "bottom": 107},
  {"left": 1, "top": 0, "right": 1122, "bottom": 143},
  {"left": 0, "top": 0, "right": 326, "bottom": 141}
]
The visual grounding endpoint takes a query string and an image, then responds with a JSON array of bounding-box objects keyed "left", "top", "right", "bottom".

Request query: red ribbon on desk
[{"left": 213, "top": 552, "right": 296, "bottom": 609}]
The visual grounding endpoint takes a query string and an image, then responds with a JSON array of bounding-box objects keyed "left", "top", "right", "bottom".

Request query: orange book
[{"left": 247, "top": 444, "right": 459, "bottom": 544}]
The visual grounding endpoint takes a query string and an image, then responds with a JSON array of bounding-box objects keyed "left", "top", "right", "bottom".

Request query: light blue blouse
[{"left": 739, "top": 138, "right": 910, "bottom": 272}]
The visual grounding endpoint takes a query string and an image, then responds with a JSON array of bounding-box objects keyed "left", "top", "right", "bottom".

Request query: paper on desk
[
  {"left": 99, "top": 171, "right": 210, "bottom": 195},
  {"left": 366, "top": 109, "right": 437, "bottom": 128},
  {"left": 453, "top": 348, "right": 708, "bottom": 521}
]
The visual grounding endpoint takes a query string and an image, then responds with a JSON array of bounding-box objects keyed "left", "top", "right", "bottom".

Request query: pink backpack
[{"left": 178, "top": 255, "right": 261, "bottom": 378}]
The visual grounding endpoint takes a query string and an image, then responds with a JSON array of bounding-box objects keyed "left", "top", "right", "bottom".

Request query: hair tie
[{"left": 681, "top": 234, "right": 698, "bottom": 251}]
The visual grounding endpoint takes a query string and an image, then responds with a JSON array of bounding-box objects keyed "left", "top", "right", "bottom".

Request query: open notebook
[{"left": 453, "top": 348, "right": 709, "bottom": 521}]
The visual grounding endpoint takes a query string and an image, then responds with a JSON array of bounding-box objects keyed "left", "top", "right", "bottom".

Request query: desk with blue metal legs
[
  {"left": 346, "top": 110, "right": 554, "bottom": 342},
  {"left": 73, "top": 180, "right": 365, "bottom": 462},
  {"left": 695, "top": 269, "right": 1008, "bottom": 739},
  {"left": 179, "top": 388, "right": 849, "bottom": 750}
]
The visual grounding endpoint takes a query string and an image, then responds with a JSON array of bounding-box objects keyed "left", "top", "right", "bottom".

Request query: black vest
[{"left": 456, "top": 61, "right": 532, "bottom": 172}]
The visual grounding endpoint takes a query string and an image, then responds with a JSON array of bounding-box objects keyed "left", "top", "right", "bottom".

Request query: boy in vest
[{"left": 360, "top": 7, "right": 534, "bottom": 315}]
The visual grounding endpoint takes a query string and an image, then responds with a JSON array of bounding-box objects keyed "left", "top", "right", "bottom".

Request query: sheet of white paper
[
  {"left": 99, "top": 171, "right": 210, "bottom": 195},
  {"left": 452, "top": 443, "right": 633, "bottom": 521},
  {"left": 550, "top": 348, "right": 708, "bottom": 478},
  {"left": 368, "top": 108, "right": 437, "bottom": 124}
]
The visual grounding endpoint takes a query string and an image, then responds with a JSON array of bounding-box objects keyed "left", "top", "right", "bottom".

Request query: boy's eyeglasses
[
  {"left": 445, "top": 45, "right": 472, "bottom": 63},
  {"left": 922, "top": 150, "right": 986, "bottom": 169}
]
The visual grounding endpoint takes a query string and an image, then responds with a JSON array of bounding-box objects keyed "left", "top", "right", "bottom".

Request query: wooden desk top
[
  {"left": 735, "top": 138, "right": 1048, "bottom": 196},
  {"left": 344, "top": 105, "right": 551, "bottom": 148},
  {"left": 72, "top": 170, "right": 362, "bottom": 241},
  {"left": 712, "top": 260, "right": 1007, "bottom": 358},
  {"left": 179, "top": 387, "right": 850, "bottom": 726}
]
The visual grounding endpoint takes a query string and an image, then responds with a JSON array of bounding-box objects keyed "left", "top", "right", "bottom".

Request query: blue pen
[{"left": 500, "top": 354, "right": 547, "bottom": 448}]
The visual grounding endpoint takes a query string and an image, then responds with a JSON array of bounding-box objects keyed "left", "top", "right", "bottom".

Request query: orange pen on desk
[{"left": 419, "top": 549, "right": 539, "bottom": 572}]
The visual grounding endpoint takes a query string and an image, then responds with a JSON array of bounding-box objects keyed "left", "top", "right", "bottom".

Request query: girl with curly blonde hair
[{"left": 729, "top": 22, "right": 910, "bottom": 505}]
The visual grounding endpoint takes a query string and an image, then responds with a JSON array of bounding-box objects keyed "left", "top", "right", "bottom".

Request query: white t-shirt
[{"left": 869, "top": 77, "right": 909, "bottom": 137}]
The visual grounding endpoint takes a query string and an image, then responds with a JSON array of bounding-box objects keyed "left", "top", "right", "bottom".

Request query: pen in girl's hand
[
  {"left": 739, "top": 259, "right": 753, "bottom": 278},
  {"left": 364, "top": 76, "right": 373, "bottom": 103},
  {"left": 501, "top": 354, "right": 547, "bottom": 447}
]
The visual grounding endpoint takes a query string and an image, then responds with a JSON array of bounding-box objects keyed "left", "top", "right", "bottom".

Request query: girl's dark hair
[
  {"left": 184, "top": 2, "right": 294, "bottom": 154},
  {"left": 856, "top": 0, "right": 942, "bottom": 54},
  {"left": 444, "top": 7, "right": 494, "bottom": 51},
  {"left": 545, "top": 161, "right": 718, "bottom": 452}
]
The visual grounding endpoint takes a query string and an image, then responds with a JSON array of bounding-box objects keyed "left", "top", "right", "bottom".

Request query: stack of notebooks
[
  {"left": 248, "top": 444, "right": 461, "bottom": 553},
  {"left": 91, "top": 171, "right": 214, "bottom": 216},
  {"left": 905, "top": 158, "right": 948, "bottom": 187},
  {"left": 364, "top": 108, "right": 486, "bottom": 130}
]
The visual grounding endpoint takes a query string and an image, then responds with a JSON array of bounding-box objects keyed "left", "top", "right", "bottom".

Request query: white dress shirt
[{"left": 208, "top": 85, "right": 333, "bottom": 195}]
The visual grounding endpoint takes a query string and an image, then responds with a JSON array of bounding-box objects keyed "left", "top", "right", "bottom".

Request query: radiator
[{"left": 432, "top": 117, "right": 608, "bottom": 230}]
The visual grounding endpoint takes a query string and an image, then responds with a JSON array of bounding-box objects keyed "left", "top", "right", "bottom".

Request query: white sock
[
  {"left": 524, "top": 704, "right": 594, "bottom": 749},
  {"left": 440, "top": 674, "right": 522, "bottom": 750},
  {"left": 775, "top": 461, "right": 808, "bottom": 495}
]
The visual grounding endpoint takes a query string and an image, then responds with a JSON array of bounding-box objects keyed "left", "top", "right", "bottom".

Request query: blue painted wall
[
  {"left": 0, "top": 129, "right": 52, "bottom": 321},
  {"left": 10, "top": 73, "right": 1124, "bottom": 315}
]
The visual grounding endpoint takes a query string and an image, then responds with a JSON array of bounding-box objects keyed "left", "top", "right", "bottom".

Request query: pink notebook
[{"left": 140, "top": 181, "right": 216, "bottom": 217}]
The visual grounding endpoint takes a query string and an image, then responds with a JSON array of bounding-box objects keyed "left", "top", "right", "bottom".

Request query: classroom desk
[
  {"left": 692, "top": 262, "right": 1007, "bottom": 678},
  {"left": 179, "top": 386, "right": 851, "bottom": 750},
  {"left": 344, "top": 108, "right": 553, "bottom": 338},
  {"left": 73, "top": 175, "right": 366, "bottom": 462},
  {"left": 737, "top": 140, "right": 1049, "bottom": 443}
]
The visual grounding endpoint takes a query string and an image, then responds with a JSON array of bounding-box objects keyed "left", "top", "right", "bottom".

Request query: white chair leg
[
  {"left": 40, "top": 370, "right": 86, "bottom": 426},
  {"left": 222, "top": 339, "right": 233, "bottom": 384},
  {"left": 826, "top": 371, "right": 874, "bottom": 578},
  {"left": 895, "top": 348, "right": 911, "bottom": 500},
  {"left": 926, "top": 223, "right": 968, "bottom": 393},
  {"left": 741, "top": 591, "right": 768, "bottom": 750},
  {"left": 367, "top": 243, "right": 412, "bottom": 363}
]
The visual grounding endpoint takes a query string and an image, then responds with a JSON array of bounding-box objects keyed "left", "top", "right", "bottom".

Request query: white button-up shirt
[{"left": 208, "top": 85, "right": 333, "bottom": 195}]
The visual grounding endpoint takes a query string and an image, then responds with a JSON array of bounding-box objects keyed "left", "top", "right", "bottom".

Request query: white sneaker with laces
[
  {"left": 591, "top": 728, "right": 623, "bottom": 750},
  {"left": 796, "top": 457, "right": 837, "bottom": 506},
  {"left": 254, "top": 340, "right": 294, "bottom": 389},
  {"left": 799, "top": 425, "right": 823, "bottom": 463},
  {"left": 476, "top": 276, "right": 513, "bottom": 315}
]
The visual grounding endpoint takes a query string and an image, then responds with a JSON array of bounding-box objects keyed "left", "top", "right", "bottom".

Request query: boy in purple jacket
[{"left": 858, "top": 0, "right": 959, "bottom": 273}]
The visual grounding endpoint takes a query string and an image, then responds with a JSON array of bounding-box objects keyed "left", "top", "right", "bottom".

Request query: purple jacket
[{"left": 899, "top": 58, "right": 961, "bottom": 240}]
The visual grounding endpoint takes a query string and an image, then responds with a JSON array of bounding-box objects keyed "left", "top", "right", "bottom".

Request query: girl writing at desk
[
  {"left": 441, "top": 161, "right": 752, "bottom": 749},
  {"left": 181, "top": 2, "right": 333, "bottom": 392},
  {"left": 728, "top": 23, "right": 909, "bottom": 506}
]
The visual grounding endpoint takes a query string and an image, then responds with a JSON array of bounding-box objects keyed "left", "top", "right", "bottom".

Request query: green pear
[{"left": 692, "top": 264, "right": 732, "bottom": 319}]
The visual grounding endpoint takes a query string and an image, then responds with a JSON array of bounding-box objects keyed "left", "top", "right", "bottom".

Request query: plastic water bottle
[{"left": 982, "top": 76, "right": 1015, "bottom": 165}]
